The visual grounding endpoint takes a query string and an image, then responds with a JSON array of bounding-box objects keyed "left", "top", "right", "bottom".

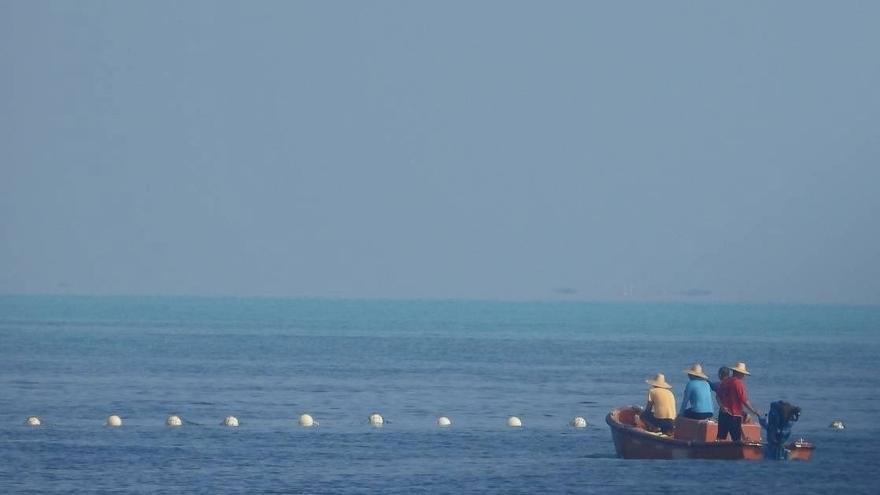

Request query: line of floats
[
  {"left": 20, "top": 412, "right": 846, "bottom": 462},
  {"left": 21, "top": 413, "right": 588, "bottom": 429}
]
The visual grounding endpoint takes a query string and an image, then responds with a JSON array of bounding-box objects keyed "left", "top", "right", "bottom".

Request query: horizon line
[{"left": 1, "top": 291, "right": 877, "bottom": 309}]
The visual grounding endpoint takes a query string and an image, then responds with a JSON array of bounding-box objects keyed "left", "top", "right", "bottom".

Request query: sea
[{"left": 1, "top": 295, "right": 878, "bottom": 494}]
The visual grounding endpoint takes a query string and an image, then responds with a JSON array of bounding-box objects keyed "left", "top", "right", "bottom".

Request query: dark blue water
[{"left": 1, "top": 296, "right": 878, "bottom": 493}]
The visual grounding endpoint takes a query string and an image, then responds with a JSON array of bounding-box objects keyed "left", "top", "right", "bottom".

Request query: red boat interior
[{"left": 615, "top": 406, "right": 761, "bottom": 443}]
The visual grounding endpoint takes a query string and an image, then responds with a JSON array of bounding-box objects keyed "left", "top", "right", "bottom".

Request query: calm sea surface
[{"left": 1, "top": 296, "right": 878, "bottom": 494}]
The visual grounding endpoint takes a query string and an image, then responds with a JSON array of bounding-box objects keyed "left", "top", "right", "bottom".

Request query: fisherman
[
  {"left": 716, "top": 362, "right": 761, "bottom": 441},
  {"left": 641, "top": 373, "right": 676, "bottom": 434},
  {"left": 679, "top": 364, "right": 713, "bottom": 420},
  {"left": 710, "top": 366, "right": 730, "bottom": 395},
  {"left": 710, "top": 366, "right": 730, "bottom": 414}
]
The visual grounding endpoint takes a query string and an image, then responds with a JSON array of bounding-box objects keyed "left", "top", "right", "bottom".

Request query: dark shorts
[
  {"left": 643, "top": 411, "right": 675, "bottom": 434},
  {"left": 717, "top": 410, "right": 743, "bottom": 441},
  {"left": 682, "top": 409, "right": 713, "bottom": 420}
]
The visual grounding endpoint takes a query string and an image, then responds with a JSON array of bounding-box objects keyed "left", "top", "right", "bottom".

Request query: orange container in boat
[
  {"left": 673, "top": 417, "right": 718, "bottom": 441},
  {"left": 673, "top": 416, "right": 761, "bottom": 442}
]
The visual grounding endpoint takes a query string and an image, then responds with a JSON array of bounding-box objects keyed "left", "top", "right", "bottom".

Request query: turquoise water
[{"left": 1, "top": 296, "right": 878, "bottom": 493}]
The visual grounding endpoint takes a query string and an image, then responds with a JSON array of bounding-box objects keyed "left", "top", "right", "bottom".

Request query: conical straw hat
[
  {"left": 728, "top": 362, "right": 751, "bottom": 375},
  {"left": 646, "top": 373, "right": 672, "bottom": 389},
  {"left": 684, "top": 363, "right": 708, "bottom": 379}
]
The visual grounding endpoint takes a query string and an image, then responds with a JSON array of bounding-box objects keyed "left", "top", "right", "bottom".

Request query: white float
[
  {"left": 437, "top": 416, "right": 452, "bottom": 427},
  {"left": 25, "top": 416, "right": 41, "bottom": 427},
  {"left": 106, "top": 415, "right": 123, "bottom": 427},
  {"left": 829, "top": 420, "right": 845, "bottom": 429},
  {"left": 369, "top": 413, "right": 384, "bottom": 427},
  {"left": 507, "top": 416, "right": 522, "bottom": 428},
  {"left": 166, "top": 415, "right": 183, "bottom": 427},
  {"left": 570, "top": 416, "right": 587, "bottom": 428},
  {"left": 299, "top": 414, "right": 317, "bottom": 427},
  {"left": 223, "top": 416, "right": 239, "bottom": 427}
]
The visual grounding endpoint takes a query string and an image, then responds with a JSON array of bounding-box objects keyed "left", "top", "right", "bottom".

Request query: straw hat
[
  {"left": 729, "top": 362, "right": 751, "bottom": 375},
  {"left": 684, "top": 363, "right": 708, "bottom": 380},
  {"left": 646, "top": 373, "right": 672, "bottom": 389}
]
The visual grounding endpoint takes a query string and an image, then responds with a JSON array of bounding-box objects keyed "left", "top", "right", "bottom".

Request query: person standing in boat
[
  {"left": 716, "top": 362, "right": 762, "bottom": 441},
  {"left": 641, "top": 373, "right": 676, "bottom": 434},
  {"left": 679, "top": 364, "right": 714, "bottom": 420},
  {"left": 710, "top": 366, "right": 730, "bottom": 414},
  {"left": 710, "top": 366, "right": 730, "bottom": 393}
]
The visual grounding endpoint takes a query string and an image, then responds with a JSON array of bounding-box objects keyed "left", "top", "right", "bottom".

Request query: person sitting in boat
[
  {"left": 679, "top": 364, "right": 713, "bottom": 420},
  {"left": 716, "top": 362, "right": 762, "bottom": 441},
  {"left": 641, "top": 373, "right": 676, "bottom": 434}
]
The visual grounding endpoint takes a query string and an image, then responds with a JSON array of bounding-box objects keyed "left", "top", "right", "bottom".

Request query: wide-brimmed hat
[
  {"left": 646, "top": 373, "right": 672, "bottom": 389},
  {"left": 684, "top": 363, "right": 708, "bottom": 380},
  {"left": 729, "top": 362, "right": 751, "bottom": 375}
]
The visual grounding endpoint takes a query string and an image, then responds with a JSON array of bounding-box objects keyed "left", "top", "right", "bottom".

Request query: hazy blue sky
[{"left": 2, "top": 1, "right": 878, "bottom": 303}]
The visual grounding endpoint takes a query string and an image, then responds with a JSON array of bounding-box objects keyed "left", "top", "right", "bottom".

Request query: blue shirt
[{"left": 680, "top": 378, "right": 713, "bottom": 414}]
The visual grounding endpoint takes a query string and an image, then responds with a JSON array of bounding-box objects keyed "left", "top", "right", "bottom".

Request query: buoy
[
  {"left": 829, "top": 420, "right": 845, "bottom": 429},
  {"left": 223, "top": 416, "right": 239, "bottom": 427},
  {"left": 106, "top": 415, "right": 123, "bottom": 427},
  {"left": 570, "top": 416, "right": 587, "bottom": 428},
  {"left": 25, "top": 416, "right": 41, "bottom": 427},
  {"left": 507, "top": 416, "right": 522, "bottom": 428},
  {"left": 166, "top": 415, "right": 183, "bottom": 427},
  {"left": 437, "top": 416, "right": 452, "bottom": 427},
  {"left": 369, "top": 413, "right": 384, "bottom": 427},
  {"left": 299, "top": 414, "right": 317, "bottom": 427}
]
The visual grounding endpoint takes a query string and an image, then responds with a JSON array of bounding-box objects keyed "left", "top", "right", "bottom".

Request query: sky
[{"left": 2, "top": 1, "right": 879, "bottom": 304}]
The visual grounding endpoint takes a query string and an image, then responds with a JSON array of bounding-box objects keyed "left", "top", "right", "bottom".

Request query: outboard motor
[{"left": 759, "top": 401, "right": 801, "bottom": 460}]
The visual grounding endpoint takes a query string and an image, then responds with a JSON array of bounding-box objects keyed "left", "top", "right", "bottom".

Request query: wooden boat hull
[{"left": 606, "top": 406, "right": 814, "bottom": 461}]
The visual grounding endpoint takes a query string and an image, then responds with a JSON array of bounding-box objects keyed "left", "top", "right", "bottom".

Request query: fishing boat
[{"left": 606, "top": 406, "right": 814, "bottom": 461}]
